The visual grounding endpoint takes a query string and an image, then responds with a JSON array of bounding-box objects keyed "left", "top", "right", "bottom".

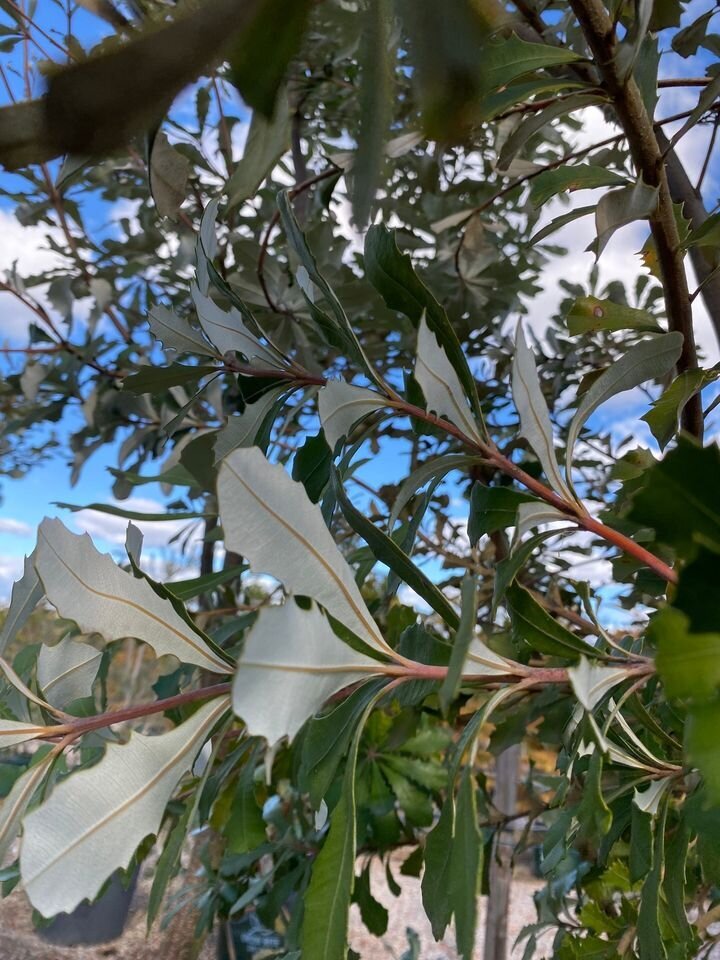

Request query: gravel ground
[
  {"left": 348, "top": 851, "right": 545, "bottom": 959},
  {"left": 0, "top": 851, "right": 545, "bottom": 959}
]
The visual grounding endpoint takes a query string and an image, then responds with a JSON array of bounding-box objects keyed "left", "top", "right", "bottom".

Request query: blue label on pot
[{"left": 235, "top": 913, "right": 284, "bottom": 953}]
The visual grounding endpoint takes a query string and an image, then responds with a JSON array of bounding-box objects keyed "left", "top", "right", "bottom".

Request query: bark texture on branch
[
  {"left": 569, "top": 0, "right": 703, "bottom": 439},
  {"left": 657, "top": 126, "right": 720, "bottom": 347}
]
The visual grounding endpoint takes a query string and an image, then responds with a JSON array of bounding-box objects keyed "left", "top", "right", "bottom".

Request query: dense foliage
[{"left": 1, "top": 1, "right": 720, "bottom": 957}]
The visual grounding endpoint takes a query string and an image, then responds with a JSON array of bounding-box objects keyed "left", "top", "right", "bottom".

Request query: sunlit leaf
[
  {"left": 35, "top": 519, "right": 230, "bottom": 674},
  {"left": 37, "top": 636, "right": 102, "bottom": 709},
  {"left": 512, "top": 323, "right": 572, "bottom": 500},
  {"left": 232, "top": 601, "right": 382, "bottom": 745},
  {"left": 415, "top": 314, "right": 484, "bottom": 443},
  {"left": 0, "top": 554, "right": 43, "bottom": 655},
  {"left": 218, "top": 447, "right": 392, "bottom": 655},
  {"left": 569, "top": 658, "right": 634, "bottom": 712},
  {"left": 147, "top": 304, "right": 217, "bottom": 357},
  {"left": 191, "top": 283, "right": 283, "bottom": 366},
  {"left": 318, "top": 380, "right": 386, "bottom": 454},
  {"left": 21, "top": 697, "right": 230, "bottom": 918}
]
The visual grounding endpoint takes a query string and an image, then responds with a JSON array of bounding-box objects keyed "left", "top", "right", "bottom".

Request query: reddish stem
[{"left": 40, "top": 682, "right": 232, "bottom": 741}]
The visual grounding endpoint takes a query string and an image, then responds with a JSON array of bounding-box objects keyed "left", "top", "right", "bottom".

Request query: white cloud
[
  {"left": 69, "top": 497, "right": 204, "bottom": 551},
  {"left": 0, "top": 209, "right": 66, "bottom": 342},
  {"left": 0, "top": 555, "right": 25, "bottom": 603},
  {"left": 521, "top": 106, "right": 720, "bottom": 365},
  {"left": 397, "top": 585, "right": 431, "bottom": 614},
  {"left": 0, "top": 519, "right": 32, "bottom": 537}
]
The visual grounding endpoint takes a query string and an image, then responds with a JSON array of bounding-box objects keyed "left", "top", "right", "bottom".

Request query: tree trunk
[{"left": 483, "top": 744, "right": 521, "bottom": 960}]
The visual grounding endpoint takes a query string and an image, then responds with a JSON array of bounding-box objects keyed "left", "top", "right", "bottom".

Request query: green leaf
[
  {"left": 628, "top": 436, "right": 720, "bottom": 558},
  {"left": 391, "top": 454, "right": 483, "bottom": 534},
  {"left": 529, "top": 204, "right": 595, "bottom": 244},
  {"left": 352, "top": 862, "right": 389, "bottom": 936},
  {"left": 165, "top": 565, "right": 244, "bottom": 603},
  {"left": 302, "top": 687, "right": 380, "bottom": 960},
  {"left": 277, "top": 191, "right": 385, "bottom": 391},
  {"left": 653, "top": 607, "right": 720, "bottom": 702},
  {"left": 122, "top": 364, "right": 217, "bottom": 395},
  {"left": 332, "top": 471, "right": 460, "bottom": 630},
  {"left": 35, "top": 519, "right": 229, "bottom": 674},
  {"left": 637, "top": 803, "right": 668, "bottom": 960},
  {"left": 218, "top": 447, "right": 392, "bottom": 656},
  {"left": 292, "top": 431, "right": 332, "bottom": 503},
  {"left": 492, "top": 530, "right": 558, "bottom": 614},
  {"left": 595, "top": 179, "right": 659, "bottom": 257},
  {"left": 498, "top": 94, "right": 606, "bottom": 172},
  {"left": 149, "top": 131, "right": 190, "bottom": 221},
  {"left": 352, "top": 0, "right": 392, "bottom": 226},
  {"left": 0, "top": 750, "right": 57, "bottom": 864},
  {"left": 380, "top": 761, "right": 433, "bottom": 826},
  {"left": 688, "top": 701, "right": 720, "bottom": 802},
  {"left": 662, "top": 817, "right": 695, "bottom": 948},
  {"left": 225, "top": 764, "right": 267, "bottom": 855},
  {"left": 566, "top": 296, "right": 661, "bottom": 337},
  {"left": 21, "top": 697, "right": 230, "bottom": 917},
  {"left": 482, "top": 34, "right": 583, "bottom": 93},
  {"left": 468, "top": 485, "right": 537, "bottom": 545},
  {"left": 672, "top": 9, "right": 713, "bottom": 56},
  {"left": 439, "top": 576, "right": 478, "bottom": 715},
  {"left": 449, "top": 769, "right": 482, "bottom": 959},
  {"left": 507, "top": 584, "right": 598, "bottom": 661},
  {"left": 421, "top": 793, "right": 454, "bottom": 939},
  {"left": 685, "top": 210, "right": 720, "bottom": 249},
  {"left": 55, "top": 502, "right": 208, "bottom": 522},
  {"left": 214, "top": 387, "right": 288, "bottom": 463},
  {"left": 512, "top": 323, "right": 573, "bottom": 500},
  {"left": 668, "top": 73, "right": 720, "bottom": 151},
  {"left": 226, "top": 92, "right": 291, "bottom": 210},
  {"left": 478, "top": 79, "right": 588, "bottom": 122},
  {"left": 39, "top": 0, "right": 271, "bottom": 159},
  {"left": 530, "top": 163, "right": 627, "bottom": 208},
  {"left": 629, "top": 804, "right": 653, "bottom": 882},
  {"left": 566, "top": 333, "right": 683, "bottom": 487},
  {"left": 616, "top": 0, "right": 653, "bottom": 80},
  {"left": 674, "top": 544, "right": 720, "bottom": 633},
  {"left": 232, "top": 602, "right": 382, "bottom": 745},
  {"left": 648, "top": 0, "right": 684, "bottom": 29},
  {"left": 228, "top": 0, "right": 312, "bottom": 117},
  {"left": 301, "top": 679, "right": 387, "bottom": 809},
  {"left": 364, "top": 225, "right": 482, "bottom": 422},
  {"left": 576, "top": 752, "right": 612, "bottom": 843},
  {"left": 395, "top": 0, "right": 487, "bottom": 140},
  {"left": 642, "top": 369, "right": 720, "bottom": 451}
]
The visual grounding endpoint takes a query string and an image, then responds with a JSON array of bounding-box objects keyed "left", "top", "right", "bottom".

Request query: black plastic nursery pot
[
  {"left": 216, "top": 912, "right": 286, "bottom": 960},
  {"left": 37, "top": 869, "right": 138, "bottom": 946}
]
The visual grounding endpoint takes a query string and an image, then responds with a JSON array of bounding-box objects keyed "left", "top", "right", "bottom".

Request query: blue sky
[{"left": 0, "top": 1, "right": 719, "bottom": 628}]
